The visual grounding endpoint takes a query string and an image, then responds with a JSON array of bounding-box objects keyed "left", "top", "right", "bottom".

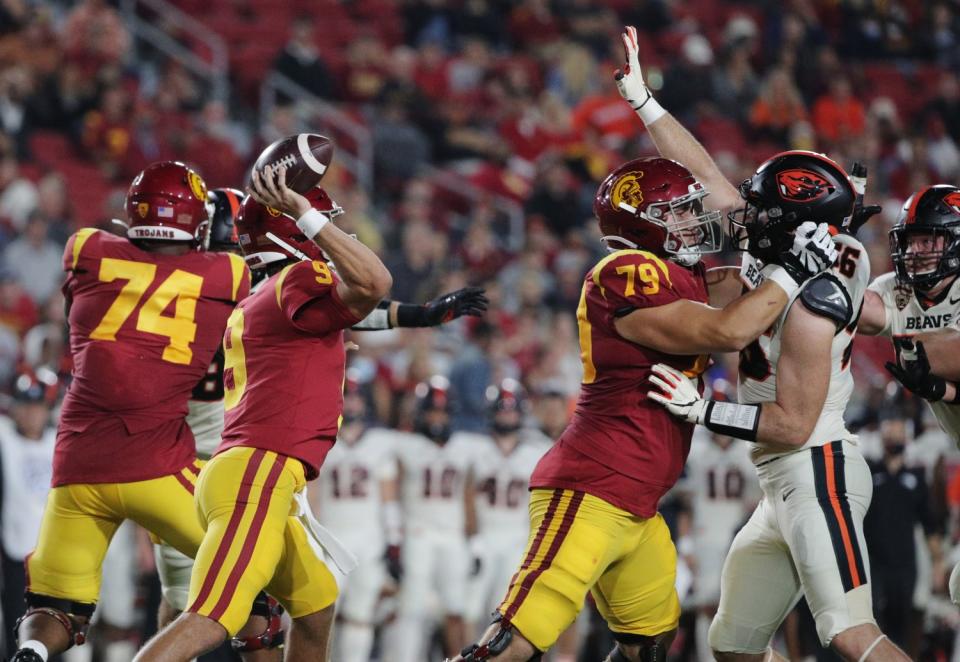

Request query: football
[{"left": 252, "top": 133, "right": 334, "bottom": 194}]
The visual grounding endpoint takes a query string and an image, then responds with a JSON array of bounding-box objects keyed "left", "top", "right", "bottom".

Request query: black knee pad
[
  {"left": 19, "top": 592, "right": 96, "bottom": 648},
  {"left": 231, "top": 592, "right": 285, "bottom": 652},
  {"left": 610, "top": 629, "right": 673, "bottom": 662}
]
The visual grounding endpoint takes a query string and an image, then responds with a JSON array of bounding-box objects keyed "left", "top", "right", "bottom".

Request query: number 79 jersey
[
  {"left": 738, "top": 234, "right": 870, "bottom": 464},
  {"left": 57, "top": 229, "right": 250, "bottom": 485}
]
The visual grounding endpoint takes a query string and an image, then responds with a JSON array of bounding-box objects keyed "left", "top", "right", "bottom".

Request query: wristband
[
  {"left": 295, "top": 208, "right": 329, "bottom": 238},
  {"left": 702, "top": 401, "right": 762, "bottom": 441},
  {"left": 396, "top": 303, "right": 430, "bottom": 328},
  {"left": 760, "top": 264, "right": 800, "bottom": 297},
  {"left": 634, "top": 91, "right": 667, "bottom": 125}
]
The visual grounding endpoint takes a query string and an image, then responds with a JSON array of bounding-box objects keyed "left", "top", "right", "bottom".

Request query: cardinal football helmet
[
  {"left": 889, "top": 185, "right": 960, "bottom": 289},
  {"left": 125, "top": 161, "right": 210, "bottom": 245},
  {"left": 729, "top": 151, "right": 855, "bottom": 264},
  {"left": 594, "top": 157, "right": 722, "bottom": 266},
  {"left": 235, "top": 188, "right": 344, "bottom": 269}
]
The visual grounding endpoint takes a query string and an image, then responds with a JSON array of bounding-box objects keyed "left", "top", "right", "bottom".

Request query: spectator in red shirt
[
  {"left": 749, "top": 66, "right": 808, "bottom": 144},
  {"left": 812, "top": 77, "right": 866, "bottom": 144},
  {"left": 0, "top": 270, "right": 38, "bottom": 338},
  {"left": 62, "top": 0, "right": 130, "bottom": 74}
]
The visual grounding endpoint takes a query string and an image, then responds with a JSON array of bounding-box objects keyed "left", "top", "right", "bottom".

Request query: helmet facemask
[
  {"left": 611, "top": 182, "right": 723, "bottom": 266},
  {"left": 889, "top": 225, "right": 960, "bottom": 290},
  {"left": 728, "top": 183, "right": 800, "bottom": 264}
]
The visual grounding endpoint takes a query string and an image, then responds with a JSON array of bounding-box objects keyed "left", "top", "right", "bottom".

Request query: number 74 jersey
[
  {"left": 57, "top": 229, "right": 250, "bottom": 485},
  {"left": 738, "top": 234, "right": 870, "bottom": 463}
]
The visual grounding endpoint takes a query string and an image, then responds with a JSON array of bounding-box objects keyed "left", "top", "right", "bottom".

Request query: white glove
[
  {"left": 763, "top": 221, "right": 838, "bottom": 296},
  {"left": 647, "top": 363, "right": 706, "bottom": 424},
  {"left": 614, "top": 26, "right": 666, "bottom": 125},
  {"left": 949, "top": 559, "right": 960, "bottom": 605}
]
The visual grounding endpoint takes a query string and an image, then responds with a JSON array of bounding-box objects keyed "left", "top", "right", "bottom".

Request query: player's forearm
[
  {"left": 309, "top": 218, "right": 392, "bottom": 301},
  {"left": 856, "top": 289, "right": 887, "bottom": 336},
  {"left": 645, "top": 113, "right": 741, "bottom": 213},
  {"left": 708, "top": 280, "right": 787, "bottom": 351},
  {"left": 755, "top": 401, "right": 817, "bottom": 449}
]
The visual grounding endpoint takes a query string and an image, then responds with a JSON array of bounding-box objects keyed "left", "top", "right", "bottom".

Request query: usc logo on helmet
[
  {"left": 611, "top": 172, "right": 645, "bottom": 209},
  {"left": 776, "top": 169, "right": 832, "bottom": 202},
  {"left": 137, "top": 202, "right": 149, "bottom": 218},
  {"left": 187, "top": 171, "right": 207, "bottom": 201}
]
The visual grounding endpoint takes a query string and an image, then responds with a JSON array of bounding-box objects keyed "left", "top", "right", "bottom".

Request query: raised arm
[
  {"left": 351, "top": 288, "right": 488, "bottom": 331},
  {"left": 251, "top": 167, "right": 392, "bottom": 319},
  {"left": 615, "top": 26, "right": 741, "bottom": 213}
]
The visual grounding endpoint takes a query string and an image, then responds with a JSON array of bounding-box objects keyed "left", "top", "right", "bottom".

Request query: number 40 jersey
[
  {"left": 57, "top": 228, "right": 250, "bottom": 486},
  {"left": 739, "top": 234, "right": 870, "bottom": 464}
]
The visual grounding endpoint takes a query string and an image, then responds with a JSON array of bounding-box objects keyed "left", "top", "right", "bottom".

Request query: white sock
[
  {"left": 19, "top": 641, "right": 49, "bottom": 661},
  {"left": 339, "top": 621, "right": 375, "bottom": 662}
]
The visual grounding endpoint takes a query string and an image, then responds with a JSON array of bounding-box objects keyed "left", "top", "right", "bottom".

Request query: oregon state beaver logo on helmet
[
  {"left": 944, "top": 191, "right": 960, "bottom": 215},
  {"left": 776, "top": 169, "right": 833, "bottom": 202},
  {"left": 610, "top": 172, "right": 645, "bottom": 210}
]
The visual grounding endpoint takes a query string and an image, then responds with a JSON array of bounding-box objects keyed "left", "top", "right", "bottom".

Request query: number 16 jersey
[{"left": 57, "top": 229, "right": 250, "bottom": 486}]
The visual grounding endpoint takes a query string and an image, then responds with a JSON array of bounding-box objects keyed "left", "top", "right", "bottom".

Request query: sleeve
[
  {"left": 799, "top": 274, "right": 853, "bottom": 333},
  {"left": 62, "top": 228, "right": 101, "bottom": 274},
  {"left": 226, "top": 253, "right": 252, "bottom": 304},
  {"left": 867, "top": 273, "right": 897, "bottom": 337},
  {"left": 276, "top": 261, "right": 362, "bottom": 335},
  {"left": 592, "top": 251, "right": 685, "bottom": 319},
  {"left": 351, "top": 300, "right": 393, "bottom": 331}
]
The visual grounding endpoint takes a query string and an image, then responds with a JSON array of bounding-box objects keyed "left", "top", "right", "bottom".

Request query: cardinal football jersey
[
  {"left": 56, "top": 229, "right": 250, "bottom": 485},
  {"left": 869, "top": 271, "right": 960, "bottom": 441},
  {"left": 217, "top": 260, "right": 362, "bottom": 479},
  {"left": 394, "top": 431, "right": 476, "bottom": 536},
  {"left": 315, "top": 427, "right": 398, "bottom": 555},
  {"left": 738, "top": 234, "right": 870, "bottom": 464},
  {"left": 531, "top": 249, "right": 710, "bottom": 517}
]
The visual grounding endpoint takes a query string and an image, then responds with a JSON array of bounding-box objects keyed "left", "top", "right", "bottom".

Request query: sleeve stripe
[
  {"left": 227, "top": 253, "right": 248, "bottom": 302},
  {"left": 70, "top": 228, "right": 99, "bottom": 269},
  {"left": 274, "top": 263, "right": 296, "bottom": 309},
  {"left": 589, "top": 249, "right": 674, "bottom": 290}
]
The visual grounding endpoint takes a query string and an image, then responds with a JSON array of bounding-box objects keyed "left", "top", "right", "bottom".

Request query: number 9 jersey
[{"left": 57, "top": 228, "right": 250, "bottom": 486}]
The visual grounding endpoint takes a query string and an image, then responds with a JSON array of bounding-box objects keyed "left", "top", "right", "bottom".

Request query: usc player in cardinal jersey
[
  {"left": 134, "top": 166, "right": 391, "bottom": 662},
  {"left": 11, "top": 162, "right": 251, "bottom": 662},
  {"left": 451, "top": 157, "right": 837, "bottom": 662}
]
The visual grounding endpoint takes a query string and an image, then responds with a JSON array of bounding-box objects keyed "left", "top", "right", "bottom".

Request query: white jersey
[
  {"left": 187, "top": 348, "right": 227, "bottom": 458},
  {"left": 0, "top": 416, "right": 55, "bottom": 560},
  {"left": 462, "top": 430, "right": 550, "bottom": 542},
  {"left": 869, "top": 271, "right": 960, "bottom": 442},
  {"left": 739, "top": 234, "right": 871, "bottom": 465},
  {"left": 394, "top": 431, "right": 476, "bottom": 536},
  {"left": 315, "top": 427, "right": 398, "bottom": 555},
  {"left": 682, "top": 430, "right": 758, "bottom": 545}
]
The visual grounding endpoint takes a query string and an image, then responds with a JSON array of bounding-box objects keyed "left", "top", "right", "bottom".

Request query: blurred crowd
[{"left": 1, "top": 0, "right": 960, "bottom": 659}]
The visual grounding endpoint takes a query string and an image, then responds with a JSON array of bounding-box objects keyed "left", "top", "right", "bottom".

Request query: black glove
[
  {"left": 425, "top": 286, "right": 489, "bottom": 324},
  {"left": 845, "top": 161, "right": 881, "bottom": 236},
  {"left": 385, "top": 543, "right": 403, "bottom": 582},
  {"left": 846, "top": 203, "right": 882, "bottom": 237},
  {"left": 885, "top": 339, "right": 947, "bottom": 401}
]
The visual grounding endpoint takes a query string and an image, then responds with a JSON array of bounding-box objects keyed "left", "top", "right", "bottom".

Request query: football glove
[
  {"left": 614, "top": 26, "right": 666, "bottom": 124},
  {"left": 845, "top": 161, "right": 882, "bottom": 237},
  {"left": 647, "top": 364, "right": 707, "bottom": 424},
  {"left": 424, "top": 287, "right": 489, "bottom": 325},
  {"left": 885, "top": 339, "right": 947, "bottom": 402},
  {"left": 774, "top": 221, "right": 839, "bottom": 286}
]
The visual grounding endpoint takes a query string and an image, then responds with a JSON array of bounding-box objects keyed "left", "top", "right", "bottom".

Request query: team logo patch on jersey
[
  {"left": 776, "top": 169, "right": 833, "bottom": 202},
  {"left": 611, "top": 172, "right": 644, "bottom": 210},
  {"left": 137, "top": 202, "right": 149, "bottom": 218},
  {"left": 894, "top": 284, "right": 911, "bottom": 310},
  {"left": 944, "top": 191, "right": 960, "bottom": 215},
  {"left": 187, "top": 171, "right": 207, "bottom": 201}
]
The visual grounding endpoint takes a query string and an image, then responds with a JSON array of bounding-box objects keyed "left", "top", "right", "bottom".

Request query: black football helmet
[
  {"left": 12, "top": 367, "right": 59, "bottom": 404},
  {"left": 889, "top": 185, "right": 960, "bottom": 290},
  {"left": 486, "top": 378, "right": 528, "bottom": 435},
  {"left": 206, "top": 187, "right": 244, "bottom": 252},
  {"left": 729, "top": 151, "right": 856, "bottom": 263},
  {"left": 414, "top": 375, "right": 452, "bottom": 443}
]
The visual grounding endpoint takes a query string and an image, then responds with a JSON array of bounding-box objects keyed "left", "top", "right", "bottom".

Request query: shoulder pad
[{"left": 799, "top": 273, "right": 852, "bottom": 332}]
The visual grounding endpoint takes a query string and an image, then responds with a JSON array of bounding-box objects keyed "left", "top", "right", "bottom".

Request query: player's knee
[
  {"left": 19, "top": 592, "right": 97, "bottom": 648},
  {"left": 231, "top": 593, "right": 285, "bottom": 652},
  {"left": 608, "top": 628, "right": 675, "bottom": 662}
]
